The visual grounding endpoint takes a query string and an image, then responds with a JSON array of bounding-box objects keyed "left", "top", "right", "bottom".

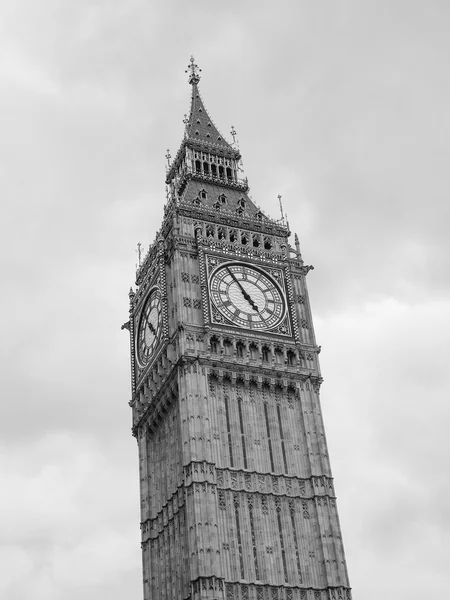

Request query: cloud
[
  {"left": 0, "top": 433, "right": 141, "bottom": 599},
  {"left": 316, "top": 296, "right": 450, "bottom": 598}
]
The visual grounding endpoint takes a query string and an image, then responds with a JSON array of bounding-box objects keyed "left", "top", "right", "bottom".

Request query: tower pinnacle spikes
[{"left": 185, "top": 55, "right": 201, "bottom": 85}]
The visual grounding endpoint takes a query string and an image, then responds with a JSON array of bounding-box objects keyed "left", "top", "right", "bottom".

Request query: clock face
[
  {"left": 209, "top": 263, "right": 285, "bottom": 330},
  {"left": 136, "top": 288, "right": 162, "bottom": 367}
]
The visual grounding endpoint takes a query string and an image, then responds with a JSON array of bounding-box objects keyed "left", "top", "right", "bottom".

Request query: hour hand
[
  {"left": 147, "top": 322, "right": 157, "bottom": 336},
  {"left": 242, "top": 290, "right": 259, "bottom": 312}
]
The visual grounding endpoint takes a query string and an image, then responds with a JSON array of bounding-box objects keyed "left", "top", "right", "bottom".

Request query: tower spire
[{"left": 175, "top": 57, "right": 236, "bottom": 154}]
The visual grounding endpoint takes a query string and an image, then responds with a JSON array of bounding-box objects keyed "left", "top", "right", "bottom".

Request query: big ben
[{"left": 124, "top": 57, "right": 352, "bottom": 600}]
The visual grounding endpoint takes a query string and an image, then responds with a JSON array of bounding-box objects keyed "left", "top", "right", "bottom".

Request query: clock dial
[
  {"left": 209, "top": 263, "right": 285, "bottom": 330},
  {"left": 136, "top": 289, "right": 162, "bottom": 367}
]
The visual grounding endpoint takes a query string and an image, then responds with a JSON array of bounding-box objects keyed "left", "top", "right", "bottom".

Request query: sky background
[{"left": 1, "top": 1, "right": 449, "bottom": 598}]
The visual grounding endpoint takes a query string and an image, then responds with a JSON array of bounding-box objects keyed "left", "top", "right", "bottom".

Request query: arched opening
[
  {"left": 264, "top": 237, "right": 272, "bottom": 250},
  {"left": 210, "top": 336, "right": 219, "bottom": 353},
  {"left": 226, "top": 167, "right": 232, "bottom": 180},
  {"left": 249, "top": 342, "right": 258, "bottom": 360},
  {"left": 274, "top": 347, "right": 283, "bottom": 364},
  {"left": 200, "top": 189, "right": 207, "bottom": 200},
  {"left": 236, "top": 341, "right": 245, "bottom": 358},
  {"left": 241, "top": 233, "right": 248, "bottom": 245},
  {"left": 262, "top": 346, "right": 270, "bottom": 362},
  {"left": 223, "top": 339, "right": 233, "bottom": 356},
  {"left": 229, "top": 230, "right": 237, "bottom": 243},
  {"left": 206, "top": 225, "right": 215, "bottom": 237},
  {"left": 287, "top": 350, "right": 296, "bottom": 367},
  {"left": 218, "top": 227, "right": 226, "bottom": 240},
  {"left": 252, "top": 235, "right": 260, "bottom": 248},
  {"left": 211, "top": 163, "right": 217, "bottom": 177},
  {"left": 218, "top": 165, "right": 224, "bottom": 179},
  {"left": 203, "top": 162, "right": 209, "bottom": 175},
  {"left": 195, "top": 160, "right": 201, "bottom": 173}
]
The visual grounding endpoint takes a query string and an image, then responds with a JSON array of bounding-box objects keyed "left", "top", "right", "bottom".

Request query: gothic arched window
[
  {"left": 200, "top": 189, "right": 207, "bottom": 200},
  {"left": 236, "top": 341, "right": 245, "bottom": 358},
  {"left": 262, "top": 345, "right": 270, "bottom": 362},
  {"left": 287, "top": 350, "right": 296, "bottom": 367},
  {"left": 249, "top": 342, "right": 258, "bottom": 360},
  {"left": 210, "top": 336, "right": 219, "bottom": 354},
  {"left": 223, "top": 339, "right": 233, "bottom": 356}
]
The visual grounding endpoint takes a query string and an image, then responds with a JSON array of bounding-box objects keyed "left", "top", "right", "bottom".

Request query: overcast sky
[{"left": 1, "top": 1, "right": 449, "bottom": 599}]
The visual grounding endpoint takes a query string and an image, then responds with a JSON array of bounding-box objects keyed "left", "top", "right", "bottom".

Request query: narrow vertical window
[
  {"left": 264, "top": 402, "right": 275, "bottom": 472},
  {"left": 276, "top": 501, "right": 289, "bottom": 583},
  {"left": 277, "top": 404, "right": 288, "bottom": 474},
  {"left": 224, "top": 396, "right": 234, "bottom": 467},
  {"left": 238, "top": 397, "right": 248, "bottom": 469},
  {"left": 234, "top": 494, "right": 245, "bottom": 579},
  {"left": 289, "top": 500, "right": 303, "bottom": 583},
  {"left": 248, "top": 496, "right": 260, "bottom": 580}
]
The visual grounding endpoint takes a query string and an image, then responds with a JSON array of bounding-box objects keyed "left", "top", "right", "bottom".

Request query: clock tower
[{"left": 125, "top": 58, "right": 352, "bottom": 600}]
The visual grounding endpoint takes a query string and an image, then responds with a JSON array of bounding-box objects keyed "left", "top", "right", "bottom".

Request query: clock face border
[
  {"left": 206, "top": 256, "right": 292, "bottom": 336},
  {"left": 135, "top": 286, "right": 162, "bottom": 369}
]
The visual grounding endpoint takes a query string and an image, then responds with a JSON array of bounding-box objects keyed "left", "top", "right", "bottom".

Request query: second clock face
[
  {"left": 136, "top": 288, "right": 162, "bottom": 367},
  {"left": 209, "top": 263, "right": 285, "bottom": 330}
]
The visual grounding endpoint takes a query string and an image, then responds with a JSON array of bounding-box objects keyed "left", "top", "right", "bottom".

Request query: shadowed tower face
[{"left": 125, "top": 57, "right": 352, "bottom": 600}]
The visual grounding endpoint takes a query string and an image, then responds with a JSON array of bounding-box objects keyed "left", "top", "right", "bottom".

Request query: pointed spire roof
[{"left": 184, "top": 56, "right": 235, "bottom": 153}]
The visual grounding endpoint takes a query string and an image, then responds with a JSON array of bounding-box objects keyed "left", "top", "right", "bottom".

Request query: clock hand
[
  {"left": 226, "top": 267, "right": 259, "bottom": 312},
  {"left": 147, "top": 321, "right": 157, "bottom": 336}
]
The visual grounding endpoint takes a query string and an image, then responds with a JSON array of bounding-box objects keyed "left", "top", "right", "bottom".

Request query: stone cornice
[{"left": 132, "top": 353, "right": 324, "bottom": 436}]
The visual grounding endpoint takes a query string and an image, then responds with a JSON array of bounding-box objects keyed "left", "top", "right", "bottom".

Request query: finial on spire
[
  {"left": 294, "top": 233, "right": 303, "bottom": 262},
  {"left": 278, "top": 194, "right": 285, "bottom": 223},
  {"left": 230, "top": 125, "right": 237, "bottom": 143},
  {"left": 186, "top": 56, "right": 201, "bottom": 85},
  {"left": 165, "top": 149, "right": 172, "bottom": 168},
  {"left": 136, "top": 242, "right": 142, "bottom": 266}
]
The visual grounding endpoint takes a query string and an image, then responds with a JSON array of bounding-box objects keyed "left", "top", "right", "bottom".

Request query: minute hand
[{"left": 226, "top": 268, "right": 259, "bottom": 312}]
